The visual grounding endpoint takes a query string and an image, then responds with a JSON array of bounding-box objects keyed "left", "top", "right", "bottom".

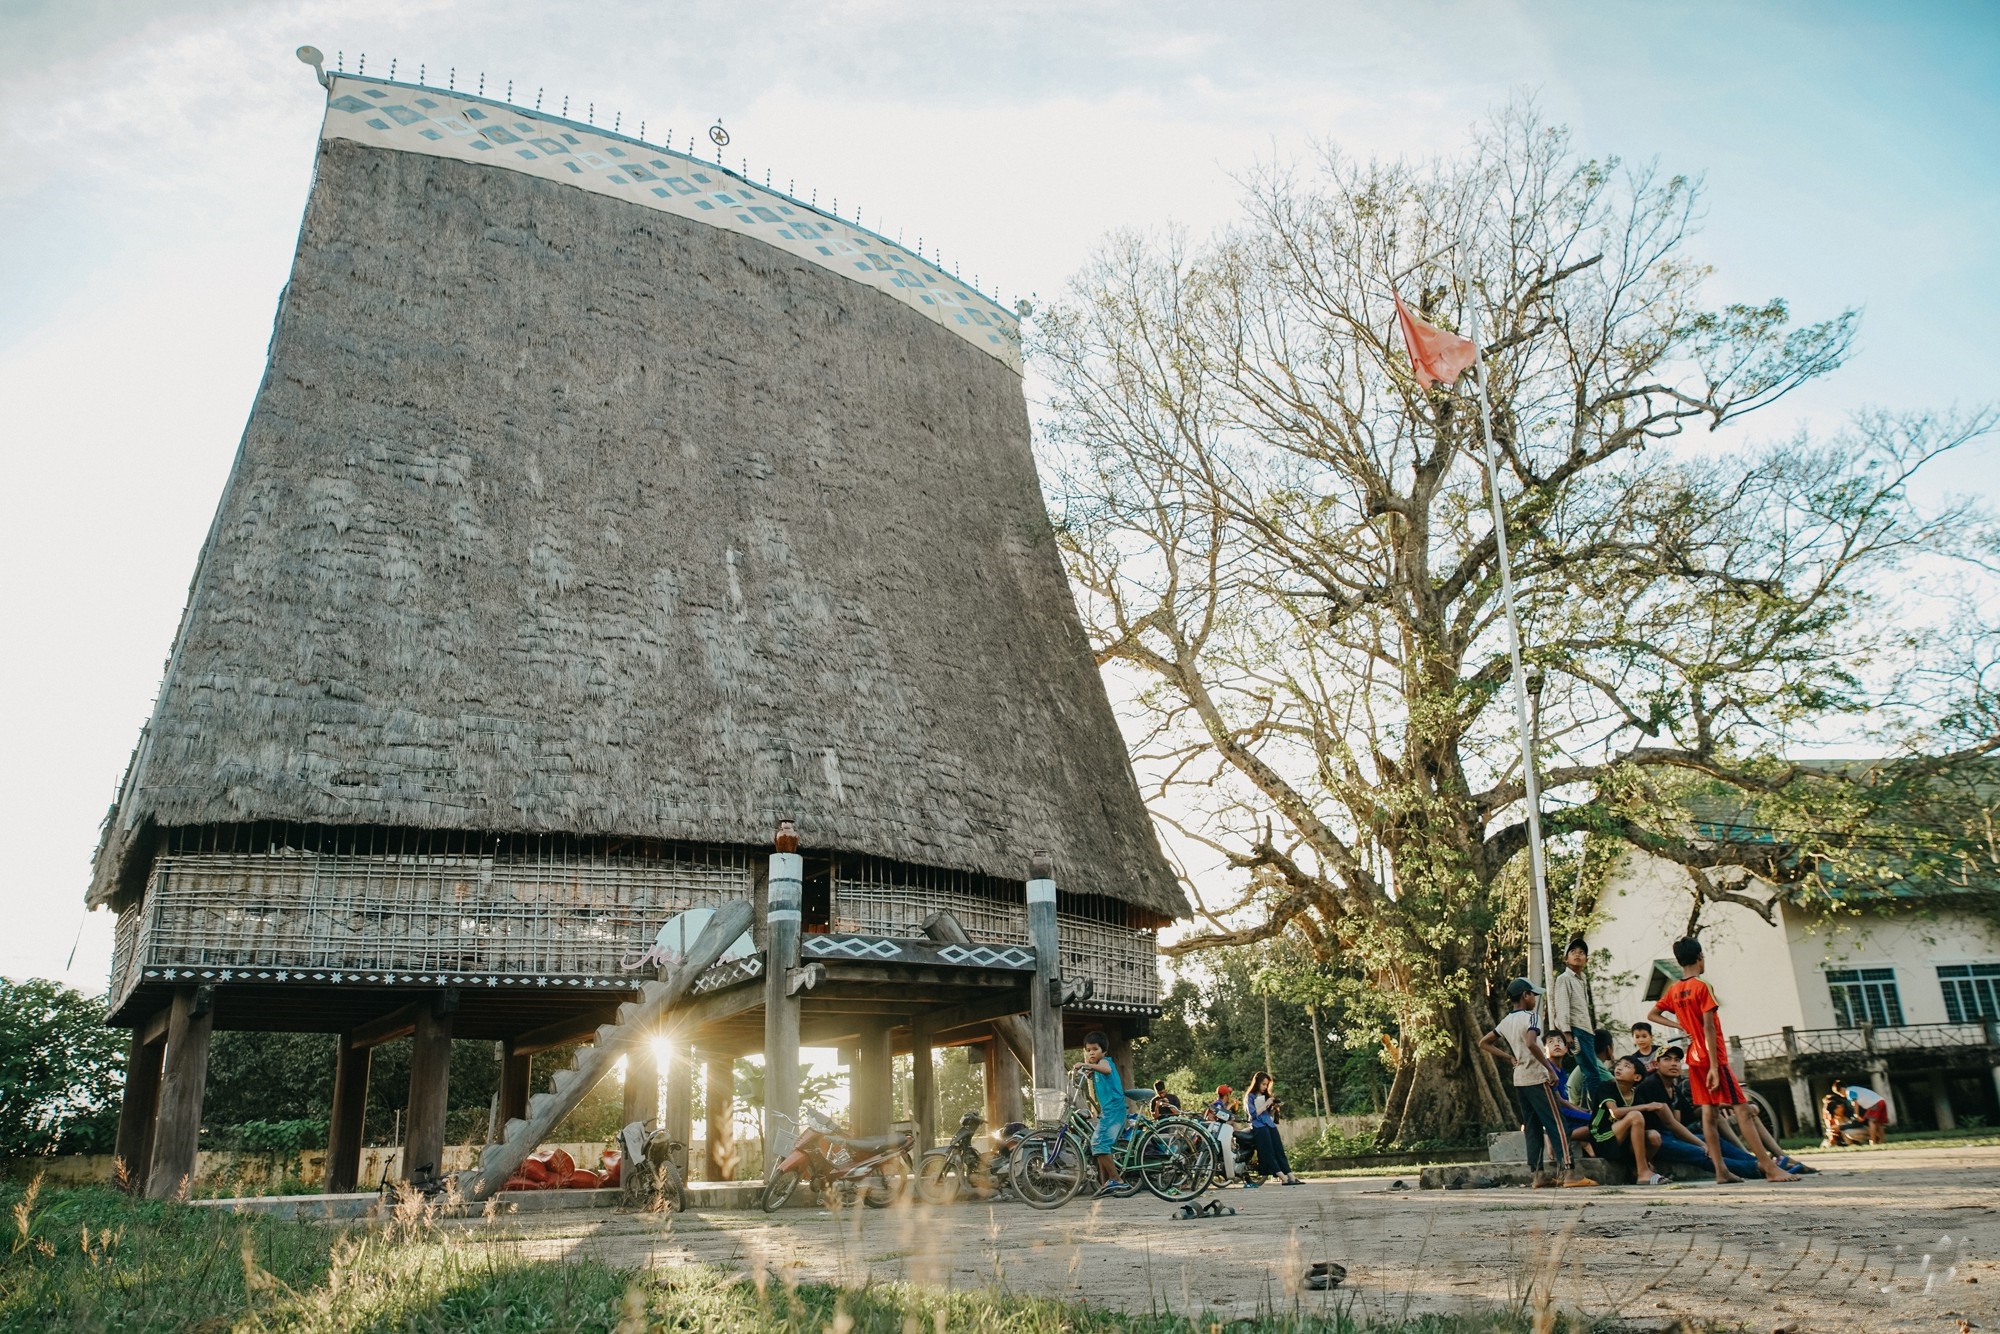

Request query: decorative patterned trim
[
  {"left": 319, "top": 76, "right": 1020, "bottom": 370},
  {"left": 139, "top": 966, "right": 637, "bottom": 990},
  {"left": 691, "top": 954, "right": 765, "bottom": 994},
  {"left": 803, "top": 935, "right": 905, "bottom": 960},
  {"left": 936, "top": 943, "right": 1036, "bottom": 969}
]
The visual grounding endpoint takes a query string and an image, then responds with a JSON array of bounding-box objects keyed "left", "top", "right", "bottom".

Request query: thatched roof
[{"left": 90, "top": 133, "right": 1183, "bottom": 920}]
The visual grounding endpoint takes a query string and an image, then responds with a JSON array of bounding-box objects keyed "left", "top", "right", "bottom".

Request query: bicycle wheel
[
  {"left": 1132, "top": 1121, "right": 1215, "bottom": 1202},
  {"left": 1012, "top": 1126, "right": 1089, "bottom": 1210},
  {"left": 916, "top": 1150, "right": 963, "bottom": 1205},
  {"left": 1159, "top": 1116, "right": 1221, "bottom": 1195},
  {"left": 760, "top": 1168, "right": 801, "bottom": 1213},
  {"left": 862, "top": 1150, "right": 911, "bottom": 1207}
]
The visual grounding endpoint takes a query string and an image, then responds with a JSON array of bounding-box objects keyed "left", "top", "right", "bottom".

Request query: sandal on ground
[
  {"left": 1639, "top": 1172, "right": 1669, "bottom": 1186},
  {"left": 1302, "top": 1261, "right": 1347, "bottom": 1291}
]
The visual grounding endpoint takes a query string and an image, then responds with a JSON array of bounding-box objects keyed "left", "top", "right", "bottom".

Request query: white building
[{"left": 1591, "top": 842, "right": 2000, "bottom": 1137}]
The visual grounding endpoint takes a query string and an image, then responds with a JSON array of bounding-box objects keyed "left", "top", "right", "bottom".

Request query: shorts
[
  {"left": 1861, "top": 1103, "right": 1888, "bottom": 1125},
  {"left": 1685, "top": 1057, "right": 1746, "bottom": 1107},
  {"left": 1091, "top": 1110, "right": 1122, "bottom": 1155}
]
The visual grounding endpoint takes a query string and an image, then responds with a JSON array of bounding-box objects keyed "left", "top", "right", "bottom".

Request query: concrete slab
[{"left": 191, "top": 1192, "right": 381, "bottom": 1221}]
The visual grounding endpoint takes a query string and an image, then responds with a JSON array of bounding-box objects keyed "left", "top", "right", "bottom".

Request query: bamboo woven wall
[{"left": 112, "top": 845, "right": 1161, "bottom": 1013}]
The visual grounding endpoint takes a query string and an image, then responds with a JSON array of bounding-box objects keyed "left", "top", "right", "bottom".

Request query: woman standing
[{"left": 1244, "top": 1071, "right": 1301, "bottom": 1186}]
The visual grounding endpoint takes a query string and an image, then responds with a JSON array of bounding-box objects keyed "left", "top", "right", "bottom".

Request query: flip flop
[
  {"left": 1303, "top": 1261, "right": 1347, "bottom": 1290},
  {"left": 1199, "top": 1199, "right": 1235, "bottom": 1217}
]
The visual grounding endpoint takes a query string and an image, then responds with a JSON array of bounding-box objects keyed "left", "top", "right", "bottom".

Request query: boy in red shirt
[{"left": 1648, "top": 936, "right": 1796, "bottom": 1183}]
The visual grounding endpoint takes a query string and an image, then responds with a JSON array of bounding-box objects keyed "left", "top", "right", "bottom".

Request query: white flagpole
[{"left": 1456, "top": 237, "right": 1556, "bottom": 999}]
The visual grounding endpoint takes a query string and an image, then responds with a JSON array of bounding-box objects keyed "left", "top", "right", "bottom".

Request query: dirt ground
[{"left": 464, "top": 1144, "right": 2000, "bottom": 1330}]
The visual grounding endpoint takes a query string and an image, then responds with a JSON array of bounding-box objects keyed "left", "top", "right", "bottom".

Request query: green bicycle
[{"left": 1011, "top": 1067, "right": 1216, "bottom": 1208}]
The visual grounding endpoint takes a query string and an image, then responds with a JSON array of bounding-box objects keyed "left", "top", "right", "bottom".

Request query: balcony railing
[{"left": 1737, "top": 1020, "right": 2000, "bottom": 1064}]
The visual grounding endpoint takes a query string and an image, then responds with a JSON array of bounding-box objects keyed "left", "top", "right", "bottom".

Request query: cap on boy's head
[
  {"left": 1565, "top": 934, "right": 1589, "bottom": 956},
  {"left": 1630, "top": 1021, "right": 1653, "bottom": 1035},
  {"left": 1661, "top": 1045, "right": 1685, "bottom": 1061},
  {"left": 1671, "top": 936, "right": 1703, "bottom": 968},
  {"left": 1216, "top": 1084, "right": 1233, "bottom": 1096},
  {"left": 1505, "top": 977, "right": 1540, "bottom": 1001},
  {"left": 1082, "top": 1029, "right": 1111, "bottom": 1051}
]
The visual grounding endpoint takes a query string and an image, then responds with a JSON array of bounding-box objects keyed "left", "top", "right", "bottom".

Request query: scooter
[
  {"left": 916, "top": 1110, "right": 1030, "bottom": 1204},
  {"left": 760, "top": 1108, "right": 914, "bottom": 1212}
]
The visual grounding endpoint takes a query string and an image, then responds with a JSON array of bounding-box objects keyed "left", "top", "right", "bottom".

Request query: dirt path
[{"left": 460, "top": 1145, "right": 2000, "bottom": 1330}]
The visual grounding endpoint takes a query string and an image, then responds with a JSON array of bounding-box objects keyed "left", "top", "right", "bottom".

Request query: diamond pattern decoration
[
  {"left": 317, "top": 74, "right": 1019, "bottom": 370},
  {"left": 936, "top": 943, "right": 1036, "bottom": 969},
  {"left": 803, "top": 935, "right": 903, "bottom": 960}
]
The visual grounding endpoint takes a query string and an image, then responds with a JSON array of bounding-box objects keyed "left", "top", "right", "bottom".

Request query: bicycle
[{"left": 1011, "top": 1068, "right": 1215, "bottom": 1208}]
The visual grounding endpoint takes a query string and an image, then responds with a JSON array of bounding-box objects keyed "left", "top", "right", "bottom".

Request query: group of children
[
  {"left": 1479, "top": 933, "right": 1817, "bottom": 1186},
  {"left": 1075, "top": 1031, "right": 1302, "bottom": 1199}
]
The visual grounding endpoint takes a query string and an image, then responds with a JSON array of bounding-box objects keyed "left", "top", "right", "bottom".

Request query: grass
[
  {"left": 0, "top": 1178, "right": 1658, "bottom": 1333},
  {"left": 1776, "top": 1126, "right": 2000, "bottom": 1153}
]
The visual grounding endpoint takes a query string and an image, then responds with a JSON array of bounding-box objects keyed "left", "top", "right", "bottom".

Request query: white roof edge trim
[{"left": 319, "top": 75, "right": 1022, "bottom": 372}]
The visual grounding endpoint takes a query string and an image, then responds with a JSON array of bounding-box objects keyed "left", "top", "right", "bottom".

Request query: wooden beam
[
  {"left": 665, "top": 982, "right": 765, "bottom": 1035},
  {"left": 113, "top": 1029, "right": 164, "bottom": 1192},
  {"left": 924, "top": 912, "right": 1035, "bottom": 1071},
  {"left": 703, "top": 1050, "right": 735, "bottom": 1181},
  {"left": 325, "top": 1038, "right": 370, "bottom": 1193},
  {"left": 402, "top": 1005, "right": 454, "bottom": 1182},
  {"left": 348, "top": 1003, "right": 420, "bottom": 1051},
  {"left": 498, "top": 1041, "right": 531, "bottom": 1124},
  {"left": 138, "top": 1006, "right": 172, "bottom": 1048},
  {"left": 145, "top": 987, "right": 214, "bottom": 1199},
  {"left": 912, "top": 988, "right": 1033, "bottom": 1046},
  {"left": 509, "top": 1005, "right": 619, "bottom": 1057}
]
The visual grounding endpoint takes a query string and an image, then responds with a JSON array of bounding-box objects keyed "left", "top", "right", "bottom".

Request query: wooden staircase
[{"left": 463, "top": 899, "right": 755, "bottom": 1200}]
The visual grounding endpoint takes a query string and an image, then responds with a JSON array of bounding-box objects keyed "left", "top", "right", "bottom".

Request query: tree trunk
[{"left": 1375, "top": 999, "right": 1512, "bottom": 1147}]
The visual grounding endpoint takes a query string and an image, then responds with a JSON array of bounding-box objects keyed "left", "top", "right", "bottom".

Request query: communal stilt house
[{"left": 89, "top": 56, "right": 1184, "bottom": 1200}]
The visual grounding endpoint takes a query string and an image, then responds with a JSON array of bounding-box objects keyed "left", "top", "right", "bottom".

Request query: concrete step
[{"left": 684, "top": 1179, "right": 814, "bottom": 1210}]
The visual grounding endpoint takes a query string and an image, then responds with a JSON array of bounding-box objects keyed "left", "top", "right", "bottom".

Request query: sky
[{"left": 2, "top": 0, "right": 1996, "bottom": 994}]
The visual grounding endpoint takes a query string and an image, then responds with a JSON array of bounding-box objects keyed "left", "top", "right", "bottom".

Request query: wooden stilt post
[
  {"left": 145, "top": 986, "right": 214, "bottom": 1200},
  {"left": 984, "top": 1032, "right": 1025, "bottom": 1127},
  {"left": 1107, "top": 1020, "right": 1135, "bottom": 1095},
  {"left": 853, "top": 1022, "right": 893, "bottom": 1137},
  {"left": 325, "top": 1036, "right": 371, "bottom": 1193},
  {"left": 763, "top": 820, "right": 804, "bottom": 1171},
  {"left": 622, "top": 1035, "right": 658, "bottom": 1128},
  {"left": 703, "top": 1051, "right": 735, "bottom": 1180},
  {"left": 114, "top": 1026, "right": 165, "bottom": 1193},
  {"left": 401, "top": 993, "right": 455, "bottom": 1184},
  {"left": 910, "top": 1015, "right": 936, "bottom": 1150},
  {"left": 498, "top": 1039, "right": 531, "bottom": 1126},
  {"left": 662, "top": 1039, "right": 694, "bottom": 1149},
  {"left": 1025, "top": 853, "right": 1065, "bottom": 1122}
]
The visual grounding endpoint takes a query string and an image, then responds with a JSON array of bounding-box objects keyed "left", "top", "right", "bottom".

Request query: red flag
[{"left": 1393, "top": 292, "right": 1477, "bottom": 388}]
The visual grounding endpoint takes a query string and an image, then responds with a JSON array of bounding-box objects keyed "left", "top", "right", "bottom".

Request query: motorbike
[
  {"left": 617, "top": 1119, "right": 688, "bottom": 1212},
  {"left": 760, "top": 1108, "right": 913, "bottom": 1212},
  {"left": 916, "top": 1110, "right": 1029, "bottom": 1204}
]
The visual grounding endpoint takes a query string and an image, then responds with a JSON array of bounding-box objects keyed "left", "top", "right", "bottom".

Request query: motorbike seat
[{"left": 843, "top": 1133, "right": 909, "bottom": 1152}]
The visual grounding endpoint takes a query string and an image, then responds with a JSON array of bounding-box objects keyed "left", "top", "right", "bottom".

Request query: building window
[
  {"left": 1938, "top": 963, "right": 2000, "bottom": 1024},
  {"left": 1826, "top": 967, "right": 1904, "bottom": 1028}
]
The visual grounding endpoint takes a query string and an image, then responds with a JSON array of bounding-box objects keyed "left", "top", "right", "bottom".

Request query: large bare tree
[{"left": 1036, "top": 107, "right": 1996, "bottom": 1143}]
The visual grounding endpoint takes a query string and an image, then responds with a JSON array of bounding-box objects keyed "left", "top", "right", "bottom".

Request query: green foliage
[
  {"left": 203, "top": 1030, "right": 501, "bottom": 1146},
  {"left": 232, "top": 1119, "right": 327, "bottom": 1154},
  {"left": 0, "top": 979, "right": 126, "bottom": 1158},
  {"left": 1138, "top": 947, "right": 1384, "bottom": 1117}
]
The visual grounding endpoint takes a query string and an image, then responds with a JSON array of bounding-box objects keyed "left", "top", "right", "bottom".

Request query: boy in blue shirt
[{"left": 1080, "top": 1031, "right": 1132, "bottom": 1199}]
